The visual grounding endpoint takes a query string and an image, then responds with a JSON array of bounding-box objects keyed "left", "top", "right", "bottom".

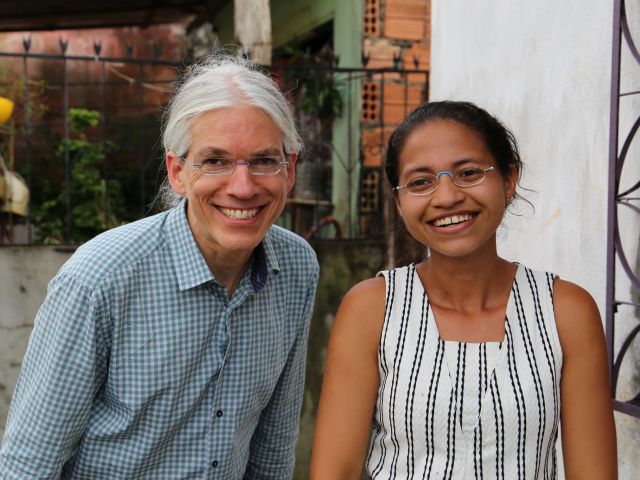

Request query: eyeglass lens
[
  {"left": 401, "top": 167, "right": 491, "bottom": 195},
  {"left": 195, "top": 156, "right": 286, "bottom": 176}
]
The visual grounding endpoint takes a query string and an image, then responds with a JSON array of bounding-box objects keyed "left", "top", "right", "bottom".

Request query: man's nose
[{"left": 226, "top": 164, "right": 259, "bottom": 198}]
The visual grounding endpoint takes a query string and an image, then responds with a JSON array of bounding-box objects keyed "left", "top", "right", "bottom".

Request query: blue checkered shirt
[{"left": 0, "top": 200, "right": 319, "bottom": 479}]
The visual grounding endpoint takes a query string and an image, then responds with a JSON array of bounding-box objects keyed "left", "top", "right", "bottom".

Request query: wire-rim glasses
[
  {"left": 180, "top": 155, "right": 290, "bottom": 176},
  {"left": 393, "top": 166, "right": 496, "bottom": 196}
]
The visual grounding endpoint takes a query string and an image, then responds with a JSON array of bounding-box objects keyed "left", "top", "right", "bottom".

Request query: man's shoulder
[
  {"left": 267, "top": 225, "right": 317, "bottom": 264},
  {"left": 60, "top": 210, "right": 171, "bottom": 287}
]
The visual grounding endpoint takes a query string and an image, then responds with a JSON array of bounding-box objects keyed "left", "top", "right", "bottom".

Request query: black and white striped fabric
[{"left": 366, "top": 264, "right": 562, "bottom": 479}]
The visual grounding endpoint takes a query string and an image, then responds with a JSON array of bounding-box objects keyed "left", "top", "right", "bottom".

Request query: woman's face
[{"left": 395, "top": 119, "right": 516, "bottom": 261}]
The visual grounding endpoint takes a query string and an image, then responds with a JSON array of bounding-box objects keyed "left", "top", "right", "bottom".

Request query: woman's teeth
[
  {"left": 432, "top": 214, "right": 473, "bottom": 227},
  {"left": 219, "top": 207, "right": 259, "bottom": 219}
]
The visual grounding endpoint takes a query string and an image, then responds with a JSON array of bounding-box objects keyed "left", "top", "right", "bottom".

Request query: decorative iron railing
[
  {"left": 606, "top": 0, "right": 640, "bottom": 418},
  {"left": 0, "top": 39, "right": 428, "bottom": 245}
]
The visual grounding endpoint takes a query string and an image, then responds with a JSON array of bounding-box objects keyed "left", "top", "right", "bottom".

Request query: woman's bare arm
[
  {"left": 554, "top": 279, "right": 617, "bottom": 480},
  {"left": 310, "top": 277, "right": 387, "bottom": 480}
]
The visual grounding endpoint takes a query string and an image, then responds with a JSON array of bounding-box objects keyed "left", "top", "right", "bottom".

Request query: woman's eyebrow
[{"left": 402, "top": 157, "right": 484, "bottom": 177}]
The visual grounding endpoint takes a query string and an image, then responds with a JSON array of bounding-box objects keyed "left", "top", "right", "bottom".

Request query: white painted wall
[
  {"left": 0, "top": 246, "right": 74, "bottom": 439},
  {"left": 430, "top": 0, "right": 640, "bottom": 477}
]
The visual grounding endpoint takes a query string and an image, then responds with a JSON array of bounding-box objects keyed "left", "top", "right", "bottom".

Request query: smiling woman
[{"left": 310, "top": 101, "right": 618, "bottom": 479}]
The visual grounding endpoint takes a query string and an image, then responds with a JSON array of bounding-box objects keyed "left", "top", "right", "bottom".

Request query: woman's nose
[{"left": 431, "top": 174, "right": 464, "bottom": 206}]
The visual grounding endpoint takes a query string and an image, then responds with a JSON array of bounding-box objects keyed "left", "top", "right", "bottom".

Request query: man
[{"left": 0, "top": 55, "right": 319, "bottom": 479}]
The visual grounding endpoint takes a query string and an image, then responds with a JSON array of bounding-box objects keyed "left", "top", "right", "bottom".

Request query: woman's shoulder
[
  {"left": 340, "top": 276, "right": 387, "bottom": 313},
  {"left": 331, "top": 276, "right": 387, "bottom": 350},
  {"left": 552, "top": 278, "right": 604, "bottom": 354}
]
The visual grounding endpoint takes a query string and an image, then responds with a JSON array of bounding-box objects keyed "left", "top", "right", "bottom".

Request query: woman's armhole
[{"left": 547, "top": 272, "right": 564, "bottom": 367}]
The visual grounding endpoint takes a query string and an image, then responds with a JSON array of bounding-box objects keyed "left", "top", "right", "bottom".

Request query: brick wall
[{"left": 359, "top": 0, "right": 430, "bottom": 238}]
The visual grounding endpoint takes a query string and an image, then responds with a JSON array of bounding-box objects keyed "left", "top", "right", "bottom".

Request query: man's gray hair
[{"left": 159, "top": 54, "right": 301, "bottom": 208}]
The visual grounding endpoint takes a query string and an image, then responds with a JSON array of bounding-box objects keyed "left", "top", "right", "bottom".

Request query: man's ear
[
  {"left": 166, "top": 152, "right": 186, "bottom": 195},
  {"left": 286, "top": 152, "right": 297, "bottom": 193}
]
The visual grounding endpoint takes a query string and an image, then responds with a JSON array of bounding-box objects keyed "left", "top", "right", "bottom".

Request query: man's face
[{"left": 166, "top": 106, "right": 296, "bottom": 263}]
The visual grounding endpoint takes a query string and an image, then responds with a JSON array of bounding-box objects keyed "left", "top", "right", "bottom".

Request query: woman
[{"left": 310, "top": 101, "right": 616, "bottom": 479}]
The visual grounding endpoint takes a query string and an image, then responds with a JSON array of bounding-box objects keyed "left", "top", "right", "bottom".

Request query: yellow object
[{"left": 0, "top": 97, "right": 14, "bottom": 126}]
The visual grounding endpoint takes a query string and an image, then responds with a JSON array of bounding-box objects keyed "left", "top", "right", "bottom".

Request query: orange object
[{"left": 0, "top": 97, "right": 14, "bottom": 126}]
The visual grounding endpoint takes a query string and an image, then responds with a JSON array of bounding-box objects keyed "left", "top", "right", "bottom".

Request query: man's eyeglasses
[
  {"left": 181, "top": 155, "right": 289, "bottom": 176},
  {"left": 393, "top": 166, "right": 495, "bottom": 196}
]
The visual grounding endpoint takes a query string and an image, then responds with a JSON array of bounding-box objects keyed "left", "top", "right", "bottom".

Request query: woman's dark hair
[{"left": 385, "top": 100, "right": 523, "bottom": 201}]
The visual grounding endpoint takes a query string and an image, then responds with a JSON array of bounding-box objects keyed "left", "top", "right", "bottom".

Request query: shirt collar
[
  {"left": 166, "top": 199, "right": 282, "bottom": 292},
  {"left": 250, "top": 232, "right": 280, "bottom": 293},
  {"left": 166, "top": 200, "right": 215, "bottom": 291}
]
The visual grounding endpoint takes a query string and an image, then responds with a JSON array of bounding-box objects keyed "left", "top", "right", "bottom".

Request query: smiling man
[{"left": 0, "top": 55, "right": 319, "bottom": 479}]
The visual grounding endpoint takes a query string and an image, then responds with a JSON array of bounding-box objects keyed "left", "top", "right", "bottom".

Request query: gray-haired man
[{"left": 0, "top": 55, "right": 319, "bottom": 479}]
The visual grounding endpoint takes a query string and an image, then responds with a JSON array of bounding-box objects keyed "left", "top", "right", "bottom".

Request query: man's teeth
[
  {"left": 433, "top": 214, "right": 473, "bottom": 227},
  {"left": 219, "top": 207, "right": 259, "bottom": 219}
]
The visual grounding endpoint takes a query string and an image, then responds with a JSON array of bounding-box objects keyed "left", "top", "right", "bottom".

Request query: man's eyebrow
[
  {"left": 249, "top": 148, "right": 284, "bottom": 157},
  {"left": 192, "top": 147, "right": 230, "bottom": 158},
  {"left": 192, "top": 147, "right": 284, "bottom": 158}
]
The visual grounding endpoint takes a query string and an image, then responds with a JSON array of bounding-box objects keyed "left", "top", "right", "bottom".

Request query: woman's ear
[
  {"left": 504, "top": 165, "right": 518, "bottom": 202},
  {"left": 166, "top": 152, "right": 186, "bottom": 195}
]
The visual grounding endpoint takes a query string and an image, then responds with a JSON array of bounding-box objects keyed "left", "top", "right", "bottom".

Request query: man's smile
[{"left": 218, "top": 206, "right": 261, "bottom": 220}]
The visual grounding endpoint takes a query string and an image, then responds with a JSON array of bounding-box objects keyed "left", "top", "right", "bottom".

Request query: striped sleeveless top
[{"left": 366, "top": 264, "right": 562, "bottom": 480}]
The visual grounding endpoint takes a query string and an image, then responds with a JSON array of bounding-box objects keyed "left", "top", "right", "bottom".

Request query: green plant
[
  {"left": 280, "top": 46, "right": 344, "bottom": 122},
  {"left": 32, "top": 108, "right": 126, "bottom": 243}
]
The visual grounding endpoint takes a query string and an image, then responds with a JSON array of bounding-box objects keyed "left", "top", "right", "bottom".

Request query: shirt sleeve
[
  {"left": 244, "top": 264, "right": 319, "bottom": 479},
  {"left": 0, "top": 272, "right": 110, "bottom": 479}
]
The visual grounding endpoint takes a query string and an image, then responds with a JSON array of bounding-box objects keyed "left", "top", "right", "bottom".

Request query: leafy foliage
[
  {"left": 32, "top": 108, "right": 126, "bottom": 243},
  {"left": 280, "top": 46, "right": 344, "bottom": 122}
]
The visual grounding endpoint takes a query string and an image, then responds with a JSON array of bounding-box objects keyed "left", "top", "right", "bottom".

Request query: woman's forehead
[{"left": 399, "top": 120, "right": 494, "bottom": 172}]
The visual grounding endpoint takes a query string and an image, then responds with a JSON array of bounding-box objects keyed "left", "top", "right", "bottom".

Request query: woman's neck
[{"left": 417, "top": 250, "right": 516, "bottom": 313}]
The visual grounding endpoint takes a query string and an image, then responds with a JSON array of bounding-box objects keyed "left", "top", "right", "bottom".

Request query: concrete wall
[
  {"left": 0, "top": 245, "right": 74, "bottom": 438},
  {"left": 295, "top": 239, "right": 385, "bottom": 479},
  {"left": 430, "top": 0, "right": 640, "bottom": 477}
]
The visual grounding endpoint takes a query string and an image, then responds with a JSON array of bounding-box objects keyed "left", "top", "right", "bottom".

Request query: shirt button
[
  {"left": 212, "top": 460, "right": 219, "bottom": 468},
  {"left": 216, "top": 410, "right": 223, "bottom": 417}
]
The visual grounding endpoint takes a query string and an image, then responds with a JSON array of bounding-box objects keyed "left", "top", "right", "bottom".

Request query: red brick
[
  {"left": 403, "top": 43, "right": 430, "bottom": 70},
  {"left": 385, "top": 0, "right": 428, "bottom": 18},
  {"left": 384, "top": 17, "right": 426, "bottom": 41},
  {"left": 364, "top": 0, "right": 380, "bottom": 36},
  {"left": 382, "top": 83, "right": 424, "bottom": 124},
  {"left": 362, "top": 127, "right": 394, "bottom": 167}
]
